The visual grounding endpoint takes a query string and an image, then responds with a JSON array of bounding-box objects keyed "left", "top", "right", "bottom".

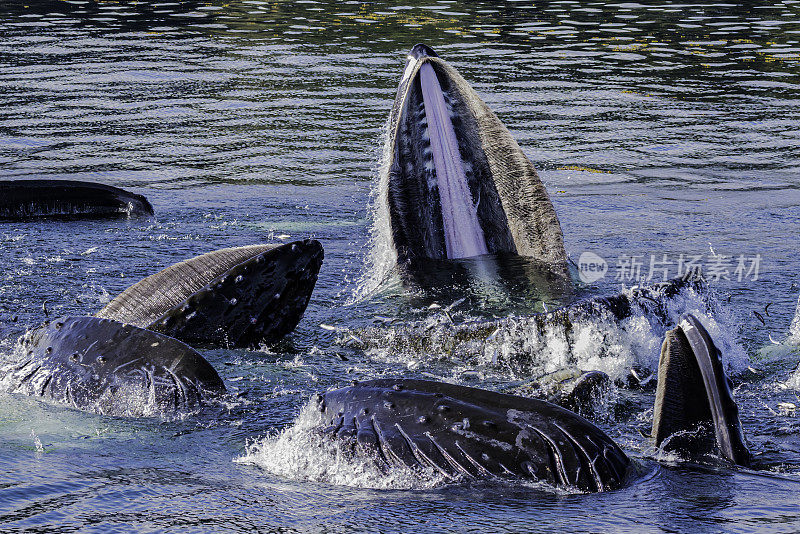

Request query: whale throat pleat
[{"left": 419, "top": 62, "right": 487, "bottom": 259}]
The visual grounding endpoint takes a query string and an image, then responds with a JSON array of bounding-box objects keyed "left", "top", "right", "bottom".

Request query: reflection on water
[{"left": 2, "top": 1, "right": 800, "bottom": 532}]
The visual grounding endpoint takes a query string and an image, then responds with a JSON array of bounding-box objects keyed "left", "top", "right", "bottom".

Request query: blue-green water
[{"left": 2, "top": 1, "right": 800, "bottom": 532}]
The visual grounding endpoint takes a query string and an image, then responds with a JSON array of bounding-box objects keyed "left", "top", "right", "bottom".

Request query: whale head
[{"left": 381, "top": 44, "right": 567, "bottom": 269}]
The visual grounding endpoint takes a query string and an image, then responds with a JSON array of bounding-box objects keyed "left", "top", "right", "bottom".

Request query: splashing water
[
  {"left": 348, "top": 283, "right": 749, "bottom": 382},
  {"left": 235, "top": 403, "right": 447, "bottom": 490},
  {"left": 788, "top": 295, "right": 800, "bottom": 344}
]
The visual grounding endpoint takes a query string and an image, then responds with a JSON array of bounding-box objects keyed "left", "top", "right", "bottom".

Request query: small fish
[
  {"left": 446, "top": 297, "right": 466, "bottom": 311},
  {"left": 764, "top": 303, "right": 772, "bottom": 317},
  {"left": 768, "top": 333, "right": 781, "bottom": 346},
  {"left": 485, "top": 328, "right": 500, "bottom": 343},
  {"left": 42, "top": 301, "right": 49, "bottom": 317},
  {"left": 346, "top": 334, "right": 363, "bottom": 345},
  {"left": 319, "top": 324, "right": 336, "bottom": 331},
  {"left": 640, "top": 295, "right": 660, "bottom": 306},
  {"left": 753, "top": 310, "right": 765, "bottom": 326}
]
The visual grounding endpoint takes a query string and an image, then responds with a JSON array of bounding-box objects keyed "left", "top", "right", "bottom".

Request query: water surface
[{"left": 2, "top": 1, "right": 800, "bottom": 532}]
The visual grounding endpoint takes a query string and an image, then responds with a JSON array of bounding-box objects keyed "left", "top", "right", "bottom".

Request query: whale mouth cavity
[{"left": 387, "top": 45, "right": 516, "bottom": 263}]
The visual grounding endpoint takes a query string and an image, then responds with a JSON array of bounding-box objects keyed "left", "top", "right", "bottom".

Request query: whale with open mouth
[
  {"left": 380, "top": 44, "right": 567, "bottom": 268},
  {"left": 2, "top": 310, "right": 751, "bottom": 490},
  {"left": 0, "top": 240, "right": 324, "bottom": 415},
  {"left": 245, "top": 314, "right": 749, "bottom": 493}
]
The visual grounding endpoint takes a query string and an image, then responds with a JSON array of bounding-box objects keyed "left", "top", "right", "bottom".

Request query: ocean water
[{"left": 2, "top": 1, "right": 800, "bottom": 531}]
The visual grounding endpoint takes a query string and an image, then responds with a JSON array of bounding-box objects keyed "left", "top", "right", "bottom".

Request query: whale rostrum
[
  {"left": 316, "top": 379, "right": 632, "bottom": 492},
  {"left": 96, "top": 239, "right": 324, "bottom": 348},
  {"left": 1, "top": 316, "right": 225, "bottom": 417}
]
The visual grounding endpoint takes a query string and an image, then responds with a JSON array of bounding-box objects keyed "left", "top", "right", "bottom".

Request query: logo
[{"left": 578, "top": 251, "right": 608, "bottom": 284}]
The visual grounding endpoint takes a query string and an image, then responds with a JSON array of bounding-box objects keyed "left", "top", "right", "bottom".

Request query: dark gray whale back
[
  {"left": 318, "top": 379, "right": 630, "bottom": 492},
  {"left": 96, "top": 240, "right": 324, "bottom": 348},
  {"left": 1, "top": 316, "right": 225, "bottom": 416},
  {"left": 382, "top": 45, "right": 567, "bottom": 267},
  {"left": 0, "top": 179, "right": 153, "bottom": 220}
]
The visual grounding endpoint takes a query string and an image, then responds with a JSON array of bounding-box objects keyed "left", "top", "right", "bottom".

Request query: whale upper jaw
[{"left": 382, "top": 44, "right": 567, "bottom": 269}]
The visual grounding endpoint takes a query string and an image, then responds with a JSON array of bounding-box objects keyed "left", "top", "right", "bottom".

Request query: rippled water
[{"left": 2, "top": 1, "right": 800, "bottom": 532}]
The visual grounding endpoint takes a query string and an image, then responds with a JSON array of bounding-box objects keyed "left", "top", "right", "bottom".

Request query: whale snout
[{"left": 409, "top": 43, "right": 438, "bottom": 60}]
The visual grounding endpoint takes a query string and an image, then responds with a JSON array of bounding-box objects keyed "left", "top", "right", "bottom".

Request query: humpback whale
[
  {"left": 381, "top": 44, "right": 566, "bottom": 267},
  {"left": 317, "top": 378, "right": 631, "bottom": 492},
  {"left": 1, "top": 303, "right": 749, "bottom": 490},
  {"left": 653, "top": 314, "right": 751, "bottom": 466},
  {"left": 1, "top": 316, "right": 224, "bottom": 416},
  {"left": 96, "top": 240, "right": 324, "bottom": 348},
  {"left": 0, "top": 179, "right": 154, "bottom": 220},
  {"left": 0, "top": 241, "right": 324, "bottom": 413}
]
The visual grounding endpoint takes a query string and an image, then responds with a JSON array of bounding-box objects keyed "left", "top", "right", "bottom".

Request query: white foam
[
  {"left": 235, "top": 403, "right": 446, "bottom": 490},
  {"left": 789, "top": 294, "right": 800, "bottom": 344},
  {"left": 352, "top": 284, "right": 750, "bottom": 382}
]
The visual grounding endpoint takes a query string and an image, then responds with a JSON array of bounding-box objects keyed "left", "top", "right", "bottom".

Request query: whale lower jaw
[
  {"left": 96, "top": 240, "right": 324, "bottom": 348},
  {"left": 653, "top": 314, "right": 751, "bottom": 466},
  {"left": 2, "top": 316, "right": 224, "bottom": 417},
  {"left": 315, "top": 379, "right": 631, "bottom": 492}
]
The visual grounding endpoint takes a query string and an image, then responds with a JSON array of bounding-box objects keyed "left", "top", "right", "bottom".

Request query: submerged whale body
[
  {"left": 382, "top": 44, "right": 566, "bottom": 266},
  {"left": 96, "top": 239, "right": 324, "bottom": 348},
  {"left": 1, "top": 316, "right": 224, "bottom": 416},
  {"left": 354, "top": 274, "right": 707, "bottom": 375},
  {"left": 0, "top": 179, "right": 154, "bottom": 221},
  {"left": 316, "top": 378, "right": 631, "bottom": 492}
]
